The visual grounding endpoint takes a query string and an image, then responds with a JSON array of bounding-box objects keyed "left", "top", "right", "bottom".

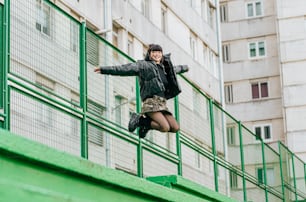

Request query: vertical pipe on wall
[
  {"left": 104, "top": 0, "right": 112, "bottom": 167},
  {"left": 214, "top": 0, "right": 229, "bottom": 196}
]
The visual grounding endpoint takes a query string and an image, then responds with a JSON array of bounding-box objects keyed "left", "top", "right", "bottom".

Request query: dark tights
[{"left": 146, "top": 112, "right": 179, "bottom": 133}]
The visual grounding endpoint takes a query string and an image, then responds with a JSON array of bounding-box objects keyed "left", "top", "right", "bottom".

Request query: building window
[
  {"left": 251, "top": 82, "right": 268, "bottom": 99},
  {"left": 230, "top": 171, "right": 238, "bottom": 188},
  {"left": 247, "top": 1, "right": 263, "bottom": 18},
  {"left": 86, "top": 33, "right": 99, "bottom": 66},
  {"left": 208, "top": 3, "right": 215, "bottom": 29},
  {"left": 114, "top": 95, "right": 124, "bottom": 125},
  {"left": 141, "top": 0, "right": 150, "bottom": 19},
  {"left": 190, "top": 32, "right": 197, "bottom": 60},
  {"left": 128, "top": 34, "right": 133, "bottom": 56},
  {"left": 88, "top": 124, "right": 104, "bottom": 146},
  {"left": 161, "top": 3, "right": 168, "bottom": 34},
  {"left": 222, "top": 44, "right": 230, "bottom": 63},
  {"left": 257, "top": 168, "right": 274, "bottom": 185},
  {"left": 88, "top": 99, "right": 105, "bottom": 118},
  {"left": 201, "top": 0, "right": 208, "bottom": 21},
  {"left": 224, "top": 84, "right": 233, "bottom": 104},
  {"left": 249, "top": 41, "right": 266, "bottom": 58},
  {"left": 36, "top": 0, "right": 51, "bottom": 36},
  {"left": 227, "top": 126, "right": 235, "bottom": 145},
  {"left": 70, "top": 21, "right": 79, "bottom": 52},
  {"left": 220, "top": 4, "right": 228, "bottom": 23},
  {"left": 195, "top": 151, "right": 201, "bottom": 169},
  {"left": 112, "top": 25, "right": 119, "bottom": 59},
  {"left": 254, "top": 124, "right": 272, "bottom": 141},
  {"left": 35, "top": 74, "right": 55, "bottom": 127}
]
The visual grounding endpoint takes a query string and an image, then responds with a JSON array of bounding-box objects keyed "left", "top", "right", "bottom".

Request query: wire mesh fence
[{"left": 2, "top": 0, "right": 306, "bottom": 201}]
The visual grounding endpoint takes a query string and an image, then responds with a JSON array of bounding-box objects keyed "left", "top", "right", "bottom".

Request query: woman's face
[{"left": 150, "top": 51, "right": 163, "bottom": 63}]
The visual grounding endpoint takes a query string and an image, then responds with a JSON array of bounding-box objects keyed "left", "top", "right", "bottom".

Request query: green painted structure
[
  {"left": 0, "top": 129, "right": 236, "bottom": 202},
  {"left": 1, "top": 1, "right": 306, "bottom": 201}
]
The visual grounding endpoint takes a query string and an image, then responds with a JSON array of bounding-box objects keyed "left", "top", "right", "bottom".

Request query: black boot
[
  {"left": 128, "top": 113, "right": 141, "bottom": 132},
  {"left": 138, "top": 116, "right": 152, "bottom": 138}
]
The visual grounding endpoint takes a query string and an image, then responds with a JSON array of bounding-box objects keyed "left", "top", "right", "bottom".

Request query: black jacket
[{"left": 99, "top": 53, "right": 189, "bottom": 101}]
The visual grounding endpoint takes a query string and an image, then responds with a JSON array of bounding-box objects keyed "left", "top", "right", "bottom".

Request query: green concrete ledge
[
  {"left": 0, "top": 129, "right": 228, "bottom": 202},
  {"left": 147, "top": 175, "right": 237, "bottom": 202}
]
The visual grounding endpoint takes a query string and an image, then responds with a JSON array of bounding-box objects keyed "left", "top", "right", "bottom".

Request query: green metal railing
[{"left": 1, "top": 0, "right": 306, "bottom": 201}]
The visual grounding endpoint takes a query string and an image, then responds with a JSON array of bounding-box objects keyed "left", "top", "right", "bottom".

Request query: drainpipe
[
  {"left": 103, "top": 0, "right": 112, "bottom": 167},
  {"left": 215, "top": 0, "right": 229, "bottom": 196}
]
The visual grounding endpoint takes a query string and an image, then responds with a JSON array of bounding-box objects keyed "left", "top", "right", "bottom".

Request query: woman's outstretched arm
[{"left": 94, "top": 62, "right": 140, "bottom": 76}]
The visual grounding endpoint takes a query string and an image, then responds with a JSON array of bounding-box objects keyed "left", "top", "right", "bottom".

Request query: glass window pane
[
  {"left": 252, "top": 83, "right": 259, "bottom": 99},
  {"left": 247, "top": 3, "right": 254, "bottom": 17},
  {"left": 257, "top": 168, "right": 264, "bottom": 184},
  {"left": 264, "top": 126, "right": 271, "bottom": 139},
  {"left": 249, "top": 43, "right": 256, "bottom": 57},
  {"left": 255, "top": 126, "right": 261, "bottom": 140},
  {"left": 258, "top": 41, "right": 265, "bottom": 56},
  {"left": 261, "top": 82, "right": 268, "bottom": 97},
  {"left": 255, "top": 2, "right": 262, "bottom": 16}
]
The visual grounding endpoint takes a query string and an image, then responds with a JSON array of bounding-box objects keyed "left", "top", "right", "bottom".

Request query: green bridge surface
[{"left": 0, "top": 129, "right": 237, "bottom": 202}]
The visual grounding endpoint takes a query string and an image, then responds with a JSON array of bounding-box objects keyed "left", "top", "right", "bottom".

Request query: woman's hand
[{"left": 94, "top": 67, "right": 101, "bottom": 73}]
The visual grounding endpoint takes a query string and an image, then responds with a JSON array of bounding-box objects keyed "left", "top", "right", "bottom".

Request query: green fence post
[
  {"left": 0, "top": 3, "right": 3, "bottom": 110},
  {"left": 209, "top": 99, "right": 218, "bottom": 192},
  {"left": 304, "top": 163, "right": 306, "bottom": 194},
  {"left": 80, "top": 21, "right": 88, "bottom": 159},
  {"left": 136, "top": 77, "right": 143, "bottom": 178},
  {"left": 2, "top": 0, "right": 10, "bottom": 130},
  {"left": 174, "top": 96, "right": 182, "bottom": 176},
  {"left": 238, "top": 121, "right": 247, "bottom": 202},
  {"left": 291, "top": 153, "right": 298, "bottom": 201},
  {"left": 278, "top": 142, "right": 285, "bottom": 202},
  {"left": 261, "top": 141, "right": 268, "bottom": 202}
]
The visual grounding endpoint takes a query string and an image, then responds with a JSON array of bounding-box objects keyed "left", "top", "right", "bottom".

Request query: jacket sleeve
[
  {"left": 100, "top": 62, "right": 140, "bottom": 76},
  {"left": 174, "top": 65, "right": 189, "bottom": 74}
]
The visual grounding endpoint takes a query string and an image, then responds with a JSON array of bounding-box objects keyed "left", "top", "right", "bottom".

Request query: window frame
[
  {"left": 224, "top": 84, "right": 233, "bottom": 104},
  {"left": 246, "top": 1, "right": 263, "bottom": 18},
  {"left": 251, "top": 81, "right": 269, "bottom": 99},
  {"left": 35, "top": 0, "right": 52, "bottom": 37},
  {"left": 253, "top": 124, "right": 272, "bottom": 142},
  {"left": 248, "top": 41, "right": 266, "bottom": 59},
  {"left": 220, "top": 3, "right": 228, "bottom": 23}
]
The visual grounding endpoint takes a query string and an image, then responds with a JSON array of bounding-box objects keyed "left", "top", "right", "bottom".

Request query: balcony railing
[{"left": 1, "top": 0, "right": 305, "bottom": 201}]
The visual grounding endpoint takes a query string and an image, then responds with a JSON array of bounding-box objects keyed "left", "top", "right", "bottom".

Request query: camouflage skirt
[{"left": 141, "top": 95, "right": 172, "bottom": 115}]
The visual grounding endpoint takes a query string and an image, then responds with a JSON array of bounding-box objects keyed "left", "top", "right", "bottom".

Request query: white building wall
[
  {"left": 61, "top": 0, "right": 104, "bottom": 29},
  {"left": 276, "top": 0, "right": 306, "bottom": 160}
]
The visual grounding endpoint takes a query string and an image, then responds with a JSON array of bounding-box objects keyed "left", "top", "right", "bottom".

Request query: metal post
[
  {"left": 291, "top": 153, "right": 298, "bottom": 201},
  {"left": 261, "top": 141, "right": 268, "bottom": 202},
  {"left": 238, "top": 121, "right": 247, "bottom": 201},
  {"left": 209, "top": 99, "right": 218, "bottom": 192},
  {"left": 174, "top": 96, "right": 182, "bottom": 175},
  {"left": 278, "top": 142, "right": 286, "bottom": 202},
  {"left": 80, "top": 21, "right": 88, "bottom": 159},
  {"left": 136, "top": 77, "right": 143, "bottom": 177}
]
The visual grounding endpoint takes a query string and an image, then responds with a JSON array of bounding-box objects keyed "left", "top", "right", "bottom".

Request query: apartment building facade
[
  {"left": 221, "top": 0, "right": 306, "bottom": 162},
  {"left": 8, "top": 0, "right": 227, "bottom": 194}
]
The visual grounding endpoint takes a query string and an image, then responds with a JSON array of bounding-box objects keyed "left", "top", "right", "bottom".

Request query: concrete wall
[
  {"left": 221, "top": 0, "right": 283, "bottom": 144},
  {"left": 276, "top": 0, "right": 306, "bottom": 161}
]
